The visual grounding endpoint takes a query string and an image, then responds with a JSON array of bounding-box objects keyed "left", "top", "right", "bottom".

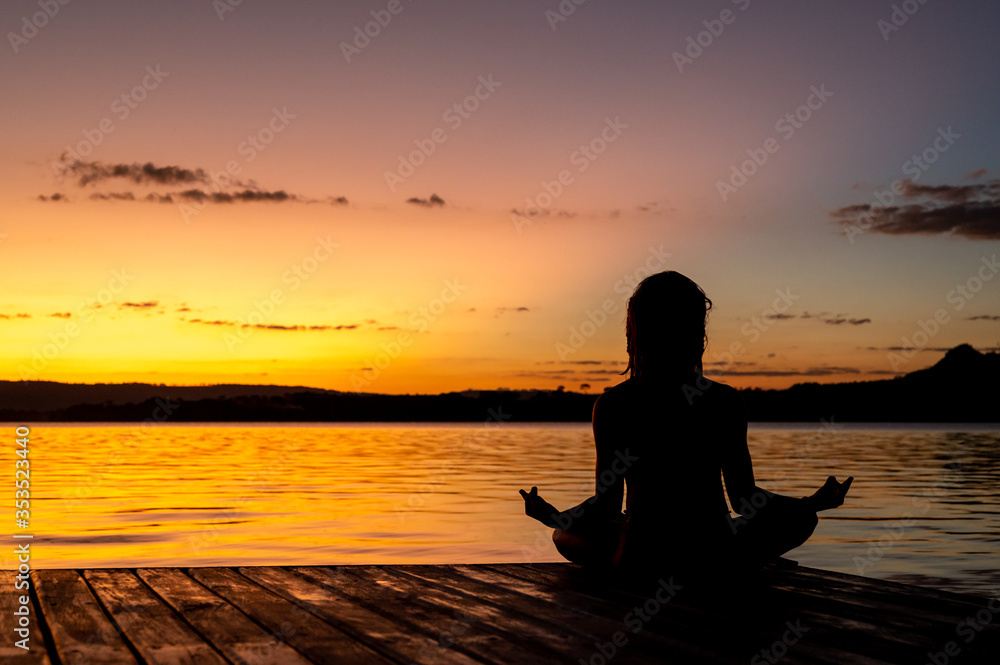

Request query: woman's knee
[
  {"left": 553, "top": 527, "right": 620, "bottom": 567},
  {"left": 552, "top": 528, "right": 584, "bottom": 562}
]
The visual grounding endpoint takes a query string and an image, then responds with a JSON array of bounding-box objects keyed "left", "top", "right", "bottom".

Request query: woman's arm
[
  {"left": 519, "top": 392, "right": 624, "bottom": 528},
  {"left": 550, "top": 392, "right": 625, "bottom": 525},
  {"left": 720, "top": 388, "right": 853, "bottom": 514},
  {"left": 720, "top": 389, "right": 808, "bottom": 514}
]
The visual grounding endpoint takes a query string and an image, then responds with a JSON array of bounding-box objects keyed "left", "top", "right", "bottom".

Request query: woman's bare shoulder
[
  {"left": 592, "top": 379, "right": 632, "bottom": 417},
  {"left": 694, "top": 378, "right": 747, "bottom": 424},
  {"left": 697, "top": 377, "right": 740, "bottom": 400},
  {"left": 594, "top": 376, "right": 744, "bottom": 415}
]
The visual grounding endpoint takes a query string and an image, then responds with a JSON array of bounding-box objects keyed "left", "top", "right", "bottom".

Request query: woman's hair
[{"left": 622, "top": 271, "right": 712, "bottom": 380}]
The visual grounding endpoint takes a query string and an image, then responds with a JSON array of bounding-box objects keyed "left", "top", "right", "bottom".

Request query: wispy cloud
[
  {"left": 824, "top": 316, "right": 871, "bottom": 325},
  {"left": 407, "top": 193, "right": 445, "bottom": 207},
  {"left": 706, "top": 366, "right": 861, "bottom": 377},
  {"left": 44, "top": 158, "right": 349, "bottom": 207},
  {"left": 799, "top": 311, "right": 871, "bottom": 325},
  {"left": 187, "top": 318, "right": 359, "bottom": 331},
  {"left": 495, "top": 306, "right": 530, "bottom": 316},
  {"left": 59, "top": 157, "right": 210, "bottom": 187}
]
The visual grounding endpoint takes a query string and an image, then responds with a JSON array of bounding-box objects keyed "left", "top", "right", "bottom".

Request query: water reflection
[{"left": 6, "top": 422, "right": 998, "bottom": 595}]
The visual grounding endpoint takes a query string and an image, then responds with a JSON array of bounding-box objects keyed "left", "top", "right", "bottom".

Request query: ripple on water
[{"left": 5, "top": 423, "right": 998, "bottom": 595}]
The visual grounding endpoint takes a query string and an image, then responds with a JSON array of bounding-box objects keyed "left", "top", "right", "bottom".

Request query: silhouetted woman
[{"left": 520, "top": 271, "right": 852, "bottom": 584}]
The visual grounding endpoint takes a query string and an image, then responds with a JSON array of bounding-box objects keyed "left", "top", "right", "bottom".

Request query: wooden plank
[
  {"left": 784, "top": 567, "right": 1000, "bottom": 622},
  {"left": 137, "top": 567, "right": 313, "bottom": 665},
  {"left": 187, "top": 567, "right": 393, "bottom": 665},
  {"left": 794, "top": 565, "right": 989, "bottom": 598},
  {"left": 486, "top": 564, "right": 897, "bottom": 665},
  {"left": 391, "top": 564, "right": 739, "bottom": 664},
  {"left": 761, "top": 581, "right": 1000, "bottom": 663},
  {"left": 0, "top": 570, "right": 52, "bottom": 664},
  {"left": 240, "top": 565, "right": 481, "bottom": 665},
  {"left": 767, "top": 575, "right": 993, "bottom": 631},
  {"left": 349, "top": 565, "right": 597, "bottom": 662},
  {"left": 356, "top": 564, "right": 713, "bottom": 665},
  {"left": 18, "top": 563, "right": 997, "bottom": 665},
  {"left": 31, "top": 569, "right": 138, "bottom": 665},
  {"left": 577, "top": 563, "right": 999, "bottom": 664},
  {"left": 541, "top": 563, "right": 951, "bottom": 665},
  {"left": 290, "top": 565, "right": 545, "bottom": 665},
  {"left": 84, "top": 569, "right": 227, "bottom": 665}
]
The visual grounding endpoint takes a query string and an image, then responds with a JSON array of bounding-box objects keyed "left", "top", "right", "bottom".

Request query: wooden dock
[{"left": 3, "top": 562, "right": 998, "bottom": 664}]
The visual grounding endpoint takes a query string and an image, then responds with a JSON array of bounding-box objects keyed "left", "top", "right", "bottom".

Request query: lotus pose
[{"left": 520, "top": 271, "right": 853, "bottom": 583}]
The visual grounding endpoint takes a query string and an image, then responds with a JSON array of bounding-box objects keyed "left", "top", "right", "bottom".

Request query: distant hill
[
  {"left": 1, "top": 345, "right": 996, "bottom": 422},
  {"left": 0, "top": 381, "right": 329, "bottom": 412},
  {"left": 738, "top": 344, "right": 1000, "bottom": 422}
]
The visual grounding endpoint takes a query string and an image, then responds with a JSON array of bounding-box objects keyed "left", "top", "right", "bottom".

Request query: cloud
[
  {"left": 832, "top": 175, "right": 1000, "bottom": 240},
  {"left": 177, "top": 189, "right": 293, "bottom": 203},
  {"left": 514, "top": 370, "right": 577, "bottom": 377},
  {"left": 824, "top": 317, "right": 871, "bottom": 326},
  {"left": 50, "top": 312, "right": 72, "bottom": 318},
  {"left": 121, "top": 301, "right": 159, "bottom": 309},
  {"left": 965, "top": 168, "right": 988, "bottom": 180},
  {"left": 84, "top": 188, "right": 348, "bottom": 206},
  {"left": 496, "top": 306, "right": 530, "bottom": 315},
  {"left": 407, "top": 193, "right": 445, "bottom": 207},
  {"left": 968, "top": 314, "right": 1000, "bottom": 321},
  {"left": 799, "top": 311, "right": 870, "bottom": 325},
  {"left": 90, "top": 192, "right": 136, "bottom": 201},
  {"left": 187, "top": 319, "right": 358, "bottom": 331},
  {"left": 705, "top": 366, "right": 861, "bottom": 377},
  {"left": 549, "top": 360, "right": 624, "bottom": 366},
  {"left": 47, "top": 158, "right": 348, "bottom": 207},
  {"left": 510, "top": 206, "right": 581, "bottom": 220},
  {"left": 868, "top": 345, "right": 975, "bottom": 352},
  {"left": 900, "top": 181, "right": 983, "bottom": 203},
  {"left": 59, "top": 157, "right": 210, "bottom": 187}
]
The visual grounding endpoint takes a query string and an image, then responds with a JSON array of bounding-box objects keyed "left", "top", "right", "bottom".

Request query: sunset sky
[{"left": 2, "top": 0, "right": 998, "bottom": 394}]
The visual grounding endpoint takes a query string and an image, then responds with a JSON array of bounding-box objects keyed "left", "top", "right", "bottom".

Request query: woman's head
[{"left": 623, "top": 271, "right": 712, "bottom": 380}]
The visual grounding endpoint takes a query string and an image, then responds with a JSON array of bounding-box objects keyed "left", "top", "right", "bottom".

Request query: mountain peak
[{"left": 937, "top": 343, "right": 984, "bottom": 369}]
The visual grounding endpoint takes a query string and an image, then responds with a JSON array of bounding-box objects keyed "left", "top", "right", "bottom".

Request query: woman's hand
[
  {"left": 519, "top": 486, "right": 560, "bottom": 528},
  {"left": 808, "top": 476, "right": 854, "bottom": 511}
]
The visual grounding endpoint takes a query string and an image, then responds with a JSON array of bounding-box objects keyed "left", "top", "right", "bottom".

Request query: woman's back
[{"left": 600, "top": 375, "right": 742, "bottom": 572}]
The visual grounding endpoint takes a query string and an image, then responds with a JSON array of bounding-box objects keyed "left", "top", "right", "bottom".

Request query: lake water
[{"left": 6, "top": 422, "right": 999, "bottom": 597}]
